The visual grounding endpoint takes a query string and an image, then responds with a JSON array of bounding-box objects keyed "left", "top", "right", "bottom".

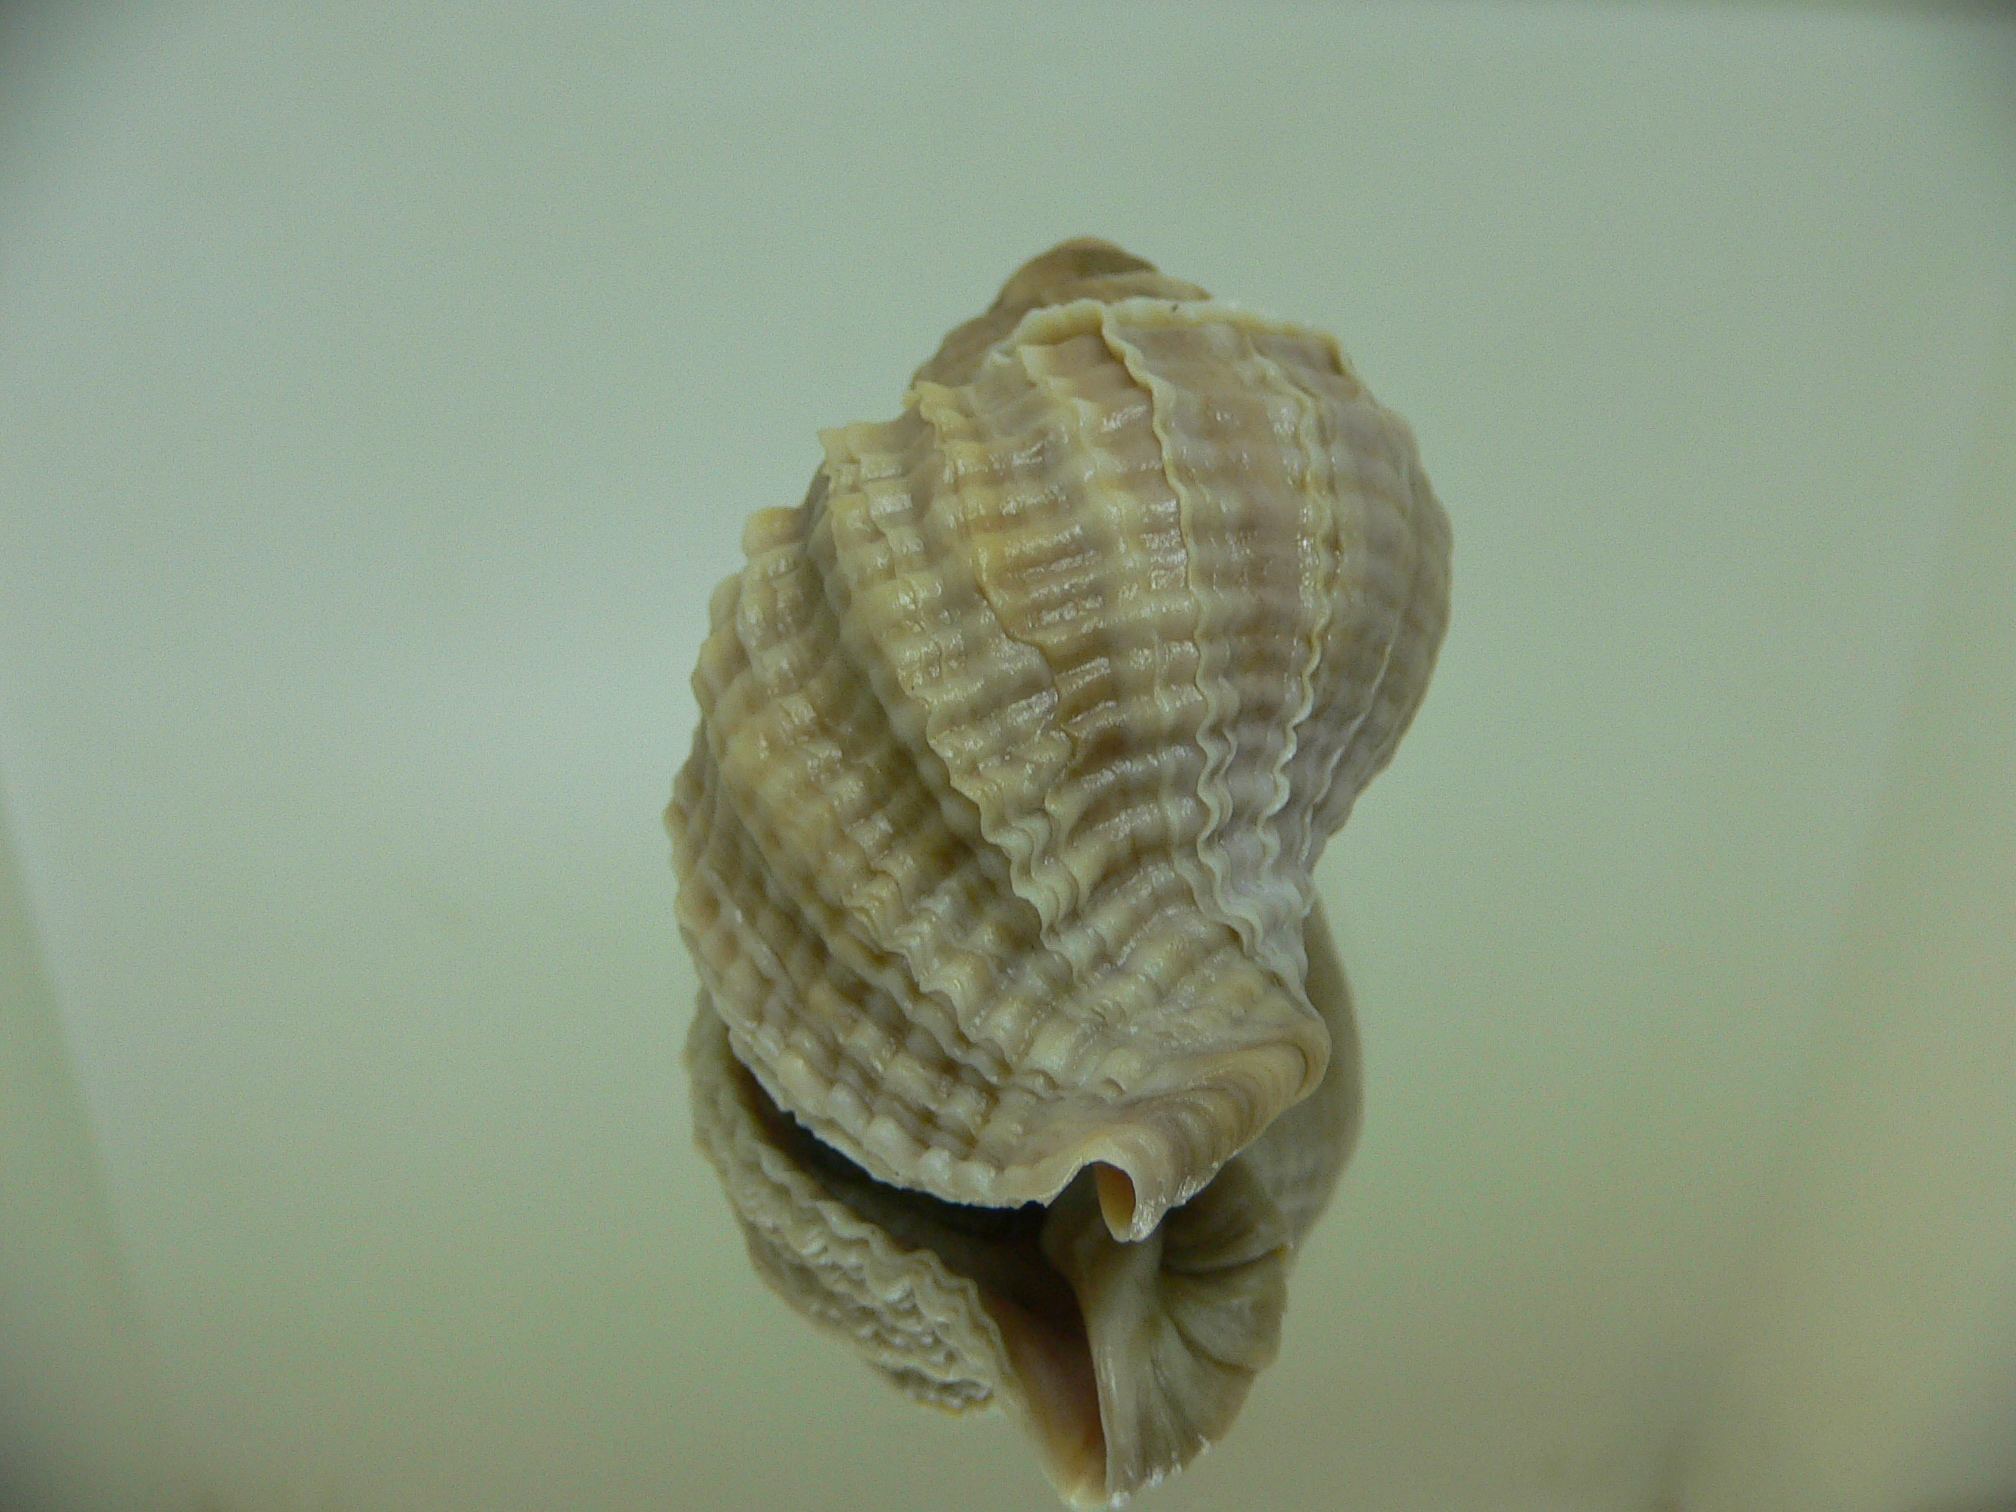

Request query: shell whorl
[{"left": 669, "top": 239, "right": 1450, "bottom": 1243}]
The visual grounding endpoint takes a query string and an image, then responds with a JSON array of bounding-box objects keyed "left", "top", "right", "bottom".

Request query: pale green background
[{"left": 2, "top": 5, "right": 2013, "bottom": 1511}]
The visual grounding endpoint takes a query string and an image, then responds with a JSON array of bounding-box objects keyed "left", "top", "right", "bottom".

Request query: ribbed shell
[{"left": 669, "top": 240, "right": 1449, "bottom": 1242}]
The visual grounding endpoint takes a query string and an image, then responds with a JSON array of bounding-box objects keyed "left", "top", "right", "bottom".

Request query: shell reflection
[
  {"left": 671, "top": 240, "right": 1449, "bottom": 1504},
  {"left": 688, "top": 903, "right": 1358, "bottom": 1506}
]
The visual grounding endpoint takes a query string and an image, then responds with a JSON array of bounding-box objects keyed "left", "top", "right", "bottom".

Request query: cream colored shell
[
  {"left": 669, "top": 238, "right": 1450, "bottom": 1503},
  {"left": 671, "top": 239, "right": 1449, "bottom": 1243}
]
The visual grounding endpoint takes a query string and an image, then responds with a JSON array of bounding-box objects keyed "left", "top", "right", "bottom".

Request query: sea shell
[{"left": 669, "top": 238, "right": 1450, "bottom": 1502}]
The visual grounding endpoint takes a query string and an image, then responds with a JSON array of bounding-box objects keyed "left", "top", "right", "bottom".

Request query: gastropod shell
[{"left": 670, "top": 238, "right": 1450, "bottom": 1505}]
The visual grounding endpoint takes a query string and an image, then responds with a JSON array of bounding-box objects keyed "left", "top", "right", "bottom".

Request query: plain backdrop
[{"left": 3, "top": 5, "right": 2014, "bottom": 1512}]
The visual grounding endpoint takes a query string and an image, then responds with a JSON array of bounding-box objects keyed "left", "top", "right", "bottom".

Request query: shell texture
[{"left": 670, "top": 238, "right": 1449, "bottom": 1504}]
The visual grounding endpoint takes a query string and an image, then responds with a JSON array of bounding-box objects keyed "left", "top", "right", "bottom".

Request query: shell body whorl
[{"left": 671, "top": 240, "right": 1447, "bottom": 1246}]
